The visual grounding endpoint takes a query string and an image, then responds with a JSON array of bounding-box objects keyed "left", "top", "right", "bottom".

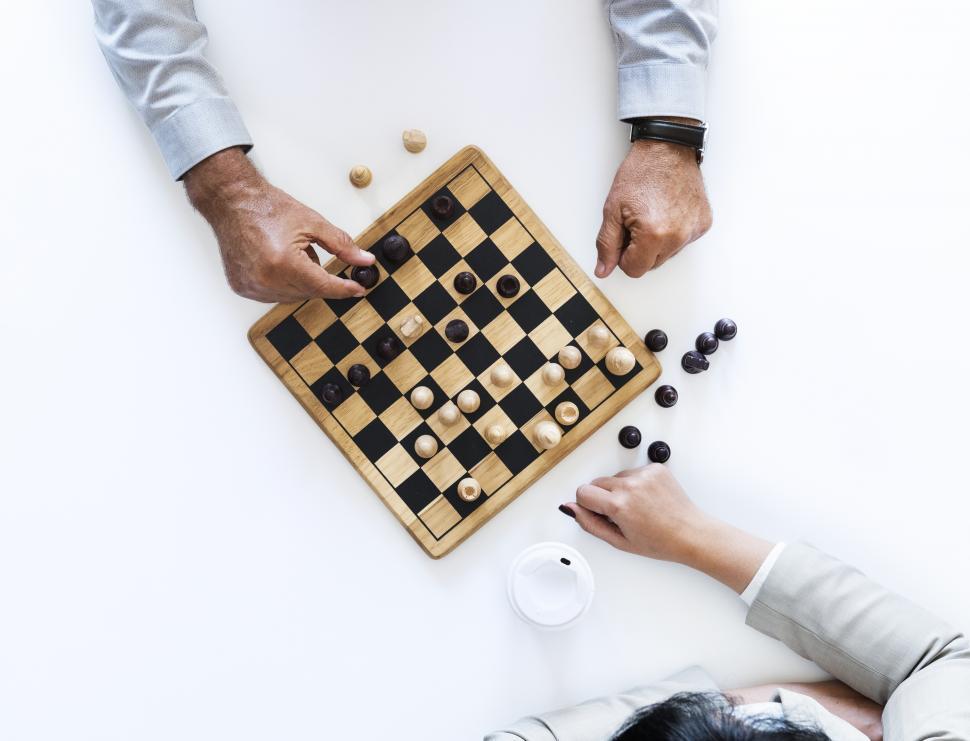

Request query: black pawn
[
  {"left": 496, "top": 274, "right": 520, "bottom": 298},
  {"left": 351, "top": 264, "right": 379, "bottom": 289},
  {"left": 681, "top": 351, "right": 709, "bottom": 374},
  {"left": 618, "top": 425, "right": 642, "bottom": 449},
  {"left": 655, "top": 385, "right": 678, "bottom": 408},
  {"left": 382, "top": 234, "right": 410, "bottom": 264},
  {"left": 347, "top": 363, "right": 370, "bottom": 387},
  {"left": 319, "top": 383, "right": 343, "bottom": 408},
  {"left": 645, "top": 329, "right": 668, "bottom": 352},
  {"left": 454, "top": 271, "right": 477, "bottom": 295},
  {"left": 714, "top": 318, "right": 738, "bottom": 341},
  {"left": 431, "top": 194, "right": 455, "bottom": 220},
  {"left": 647, "top": 441, "right": 671, "bottom": 463},
  {"left": 445, "top": 319, "right": 469, "bottom": 343},
  {"left": 695, "top": 332, "right": 719, "bottom": 355},
  {"left": 377, "top": 336, "right": 402, "bottom": 362}
]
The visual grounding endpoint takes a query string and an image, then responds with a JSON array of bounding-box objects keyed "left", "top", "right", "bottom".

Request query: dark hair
[{"left": 611, "top": 692, "right": 831, "bottom": 741}]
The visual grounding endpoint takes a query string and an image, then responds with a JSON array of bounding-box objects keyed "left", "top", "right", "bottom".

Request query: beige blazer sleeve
[{"left": 746, "top": 543, "right": 970, "bottom": 741}]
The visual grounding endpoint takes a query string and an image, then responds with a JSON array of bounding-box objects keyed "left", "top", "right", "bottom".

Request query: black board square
[
  {"left": 266, "top": 315, "right": 311, "bottom": 361},
  {"left": 354, "top": 418, "right": 397, "bottom": 461},
  {"left": 396, "top": 469, "right": 439, "bottom": 515},
  {"left": 461, "top": 286, "right": 503, "bottom": 328},
  {"left": 455, "top": 378, "right": 495, "bottom": 423},
  {"left": 443, "top": 476, "right": 487, "bottom": 518},
  {"left": 413, "top": 282, "right": 458, "bottom": 325},
  {"left": 409, "top": 330, "right": 453, "bottom": 373},
  {"left": 560, "top": 341, "right": 595, "bottom": 384},
  {"left": 356, "top": 371, "right": 400, "bottom": 415},
  {"left": 465, "top": 239, "right": 508, "bottom": 282},
  {"left": 507, "top": 290, "right": 549, "bottom": 333},
  {"left": 498, "top": 385, "right": 543, "bottom": 427},
  {"left": 316, "top": 321, "right": 358, "bottom": 363},
  {"left": 375, "top": 231, "right": 413, "bottom": 274},
  {"left": 367, "top": 278, "right": 410, "bottom": 320},
  {"left": 503, "top": 336, "right": 546, "bottom": 378},
  {"left": 309, "top": 366, "right": 355, "bottom": 410},
  {"left": 544, "top": 386, "right": 591, "bottom": 422},
  {"left": 455, "top": 332, "right": 500, "bottom": 376},
  {"left": 448, "top": 427, "right": 491, "bottom": 471},
  {"left": 418, "top": 234, "right": 461, "bottom": 277},
  {"left": 361, "top": 324, "right": 403, "bottom": 368},
  {"left": 469, "top": 191, "right": 515, "bottom": 235},
  {"left": 406, "top": 375, "right": 448, "bottom": 419},
  {"left": 597, "top": 356, "right": 643, "bottom": 390},
  {"left": 511, "top": 242, "right": 555, "bottom": 284},
  {"left": 555, "top": 293, "right": 598, "bottom": 335},
  {"left": 421, "top": 187, "right": 466, "bottom": 230},
  {"left": 325, "top": 294, "right": 361, "bottom": 318},
  {"left": 400, "top": 421, "right": 439, "bottom": 465},
  {"left": 495, "top": 431, "right": 539, "bottom": 475}
]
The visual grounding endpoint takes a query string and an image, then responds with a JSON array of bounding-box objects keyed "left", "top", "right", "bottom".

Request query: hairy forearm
[{"left": 183, "top": 146, "right": 264, "bottom": 218}]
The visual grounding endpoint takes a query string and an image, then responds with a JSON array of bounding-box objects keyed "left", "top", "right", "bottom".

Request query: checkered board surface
[{"left": 249, "top": 147, "right": 660, "bottom": 557}]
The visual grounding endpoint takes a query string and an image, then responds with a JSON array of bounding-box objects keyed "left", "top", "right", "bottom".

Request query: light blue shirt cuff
[
  {"left": 151, "top": 97, "right": 254, "bottom": 180},
  {"left": 617, "top": 63, "right": 708, "bottom": 122}
]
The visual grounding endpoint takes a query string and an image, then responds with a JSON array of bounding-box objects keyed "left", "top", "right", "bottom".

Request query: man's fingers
[
  {"left": 309, "top": 218, "right": 373, "bottom": 267},
  {"left": 572, "top": 505, "right": 628, "bottom": 550},
  {"left": 304, "top": 244, "right": 321, "bottom": 265},
  {"left": 575, "top": 483, "right": 618, "bottom": 517},
  {"left": 618, "top": 237, "right": 660, "bottom": 278},
  {"left": 291, "top": 256, "right": 365, "bottom": 299},
  {"left": 594, "top": 203, "right": 625, "bottom": 279}
]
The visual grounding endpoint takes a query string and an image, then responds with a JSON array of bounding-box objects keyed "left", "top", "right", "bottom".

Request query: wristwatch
[{"left": 629, "top": 118, "right": 708, "bottom": 164}]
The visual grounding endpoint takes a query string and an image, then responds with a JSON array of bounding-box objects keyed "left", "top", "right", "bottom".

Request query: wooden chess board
[{"left": 249, "top": 146, "right": 661, "bottom": 557}]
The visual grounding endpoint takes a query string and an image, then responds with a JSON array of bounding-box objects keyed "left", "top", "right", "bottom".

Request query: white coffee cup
[{"left": 507, "top": 542, "right": 594, "bottom": 630}]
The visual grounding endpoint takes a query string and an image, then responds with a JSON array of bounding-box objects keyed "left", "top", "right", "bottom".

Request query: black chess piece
[
  {"left": 644, "top": 329, "right": 668, "bottom": 352},
  {"left": 618, "top": 425, "right": 642, "bottom": 449},
  {"left": 445, "top": 319, "right": 469, "bottom": 343},
  {"left": 496, "top": 274, "right": 520, "bottom": 298},
  {"left": 347, "top": 364, "right": 370, "bottom": 387},
  {"left": 350, "top": 265, "right": 379, "bottom": 289},
  {"left": 655, "top": 385, "right": 678, "bottom": 408},
  {"left": 382, "top": 234, "right": 410, "bottom": 264},
  {"left": 454, "top": 271, "right": 477, "bottom": 295},
  {"left": 695, "top": 331, "right": 719, "bottom": 355},
  {"left": 681, "top": 351, "right": 709, "bottom": 374},
  {"left": 647, "top": 440, "right": 671, "bottom": 463},
  {"left": 377, "top": 336, "right": 402, "bottom": 361},
  {"left": 319, "top": 383, "right": 343, "bottom": 407},
  {"left": 431, "top": 194, "right": 455, "bottom": 220},
  {"left": 714, "top": 318, "right": 737, "bottom": 341}
]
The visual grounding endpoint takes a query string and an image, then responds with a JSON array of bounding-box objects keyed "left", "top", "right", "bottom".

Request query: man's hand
[
  {"left": 183, "top": 148, "right": 373, "bottom": 302},
  {"left": 561, "top": 464, "right": 773, "bottom": 593},
  {"left": 595, "top": 134, "right": 712, "bottom": 279}
]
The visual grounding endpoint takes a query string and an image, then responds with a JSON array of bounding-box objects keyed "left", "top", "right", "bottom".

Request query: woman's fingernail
[{"left": 558, "top": 504, "right": 576, "bottom": 518}]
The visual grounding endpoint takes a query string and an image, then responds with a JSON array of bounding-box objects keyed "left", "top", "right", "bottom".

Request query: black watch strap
[{"left": 629, "top": 119, "right": 707, "bottom": 164}]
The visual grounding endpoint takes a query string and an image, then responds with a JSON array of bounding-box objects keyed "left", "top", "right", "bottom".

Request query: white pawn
[
  {"left": 457, "top": 477, "right": 481, "bottom": 502},
  {"left": 457, "top": 389, "right": 480, "bottom": 413},
  {"left": 410, "top": 385, "right": 434, "bottom": 410},
  {"left": 484, "top": 424, "right": 507, "bottom": 445},
  {"left": 587, "top": 324, "right": 611, "bottom": 348},
  {"left": 438, "top": 401, "right": 460, "bottom": 426},
  {"left": 490, "top": 362, "right": 514, "bottom": 387},
  {"left": 541, "top": 362, "right": 565, "bottom": 385},
  {"left": 558, "top": 345, "right": 581, "bottom": 370},
  {"left": 605, "top": 346, "right": 636, "bottom": 376},
  {"left": 533, "top": 420, "right": 561, "bottom": 450},
  {"left": 414, "top": 434, "right": 438, "bottom": 459}
]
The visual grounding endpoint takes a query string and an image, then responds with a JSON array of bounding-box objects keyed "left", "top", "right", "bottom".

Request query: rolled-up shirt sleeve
[
  {"left": 605, "top": 0, "right": 718, "bottom": 122},
  {"left": 92, "top": 0, "right": 253, "bottom": 179}
]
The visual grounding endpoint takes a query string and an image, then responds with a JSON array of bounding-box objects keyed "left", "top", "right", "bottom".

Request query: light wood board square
[
  {"left": 294, "top": 300, "right": 337, "bottom": 337},
  {"left": 388, "top": 302, "right": 430, "bottom": 346},
  {"left": 335, "top": 345, "right": 380, "bottom": 380},
  {"left": 484, "top": 264, "right": 528, "bottom": 307},
  {"left": 480, "top": 312, "right": 526, "bottom": 354},
  {"left": 425, "top": 404, "right": 470, "bottom": 444},
  {"left": 430, "top": 354, "right": 475, "bottom": 398},
  {"left": 375, "top": 444, "right": 419, "bottom": 487},
  {"left": 572, "top": 365, "right": 613, "bottom": 409},
  {"left": 378, "top": 397, "right": 423, "bottom": 439},
  {"left": 576, "top": 319, "right": 620, "bottom": 362},
  {"left": 470, "top": 453, "right": 513, "bottom": 495},
  {"left": 332, "top": 393, "right": 377, "bottom": 436},
  {"left": 422, "top": 448, "right": 465, "bottom": 491},
  {"left": 528, "top": 315, "right": 572, "bottom": 359},
  {"left": 396, "top": 209, "right": 440, "bottom": 252},
  {"left": 439, "top": 259, "right": 477, "bottom": 304},
  {"left": 471, "top": 405, "right": 515, "bottom": 450},
  {"left": 383, "top": 350, "right": 427, "bottom": 393},
  {"left": 490, "top": 217, "right": 533, "bottom": 260},
  {"left": 341, "top": 301, "right": 384, "bottom": 343},
  {"left": 434, "top": 305, "right": 479, "bottom": 346},
  {"left": 448, "top": 167, "right": 490, "bottom": 209},
  {"left": 393, "top": 257, "right": 436, "bottom": 300},
  {"left": 443, "top": 213, "right": 487, "bottom": 256},
  {"left": 477, "top": 358, "right": 522, "bottom": 402},
  {"left": 290, "top": 342, "right": 332, "bottom": 385},
  {"left": 532, "top": 269, "right": 576, "bottom": 312},
  {"left": 418, "top": 495, "right": 461, "bottom": 538},
  {"left": 521, "top": 410, "right": 560, "bottom": 453},
  {"left": 523, "top": 364, "right": 569, "bottom": 405}
]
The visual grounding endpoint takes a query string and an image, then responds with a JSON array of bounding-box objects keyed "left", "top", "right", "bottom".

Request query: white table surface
[{"left": 2, "top": 2, "right": 969, "bottom": 739}]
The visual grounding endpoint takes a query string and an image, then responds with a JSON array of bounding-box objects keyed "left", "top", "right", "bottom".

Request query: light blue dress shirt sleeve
[
  {"left": 605, "top": 0, "right": 718, "bottom": 122},
  {"left": 92, "top": 0, "right": 253, "bottom": 179}
]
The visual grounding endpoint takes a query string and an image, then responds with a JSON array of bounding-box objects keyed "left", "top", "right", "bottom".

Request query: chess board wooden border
[{"left": 249, "top": 146, "right": 661, "bottom": 558}]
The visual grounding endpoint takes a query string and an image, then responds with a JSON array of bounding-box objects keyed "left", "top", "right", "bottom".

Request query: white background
[{"left": 2, "top": 2, "right": 968, "bottom": 739}]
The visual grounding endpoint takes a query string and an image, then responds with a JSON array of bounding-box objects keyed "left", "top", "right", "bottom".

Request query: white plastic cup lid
[{"left": 507, "top": 542, "right": 594, "bottom": 630}]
